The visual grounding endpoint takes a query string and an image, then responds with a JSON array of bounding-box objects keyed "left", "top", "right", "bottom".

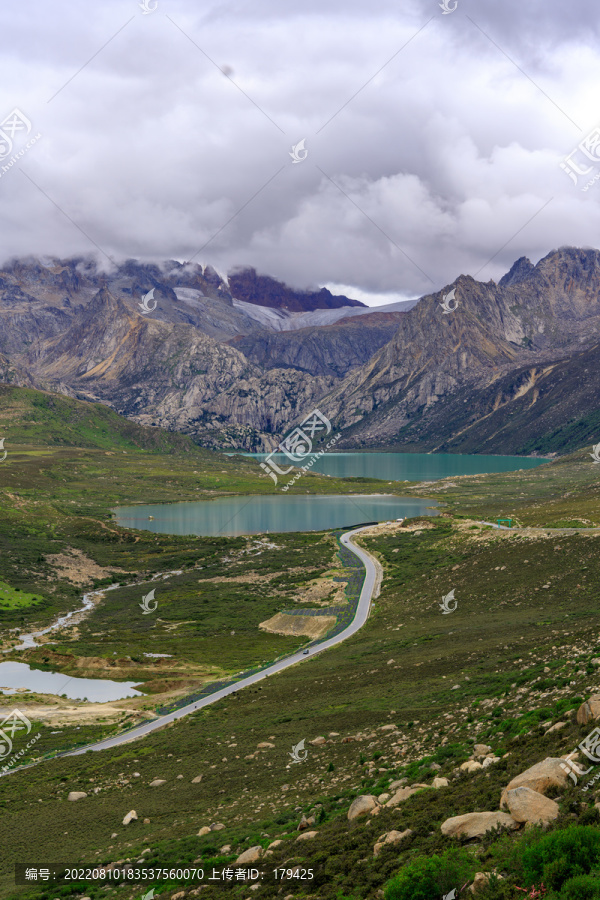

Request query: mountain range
[{"left": 1, "top": 247, "right": 600, "bottom": 454}]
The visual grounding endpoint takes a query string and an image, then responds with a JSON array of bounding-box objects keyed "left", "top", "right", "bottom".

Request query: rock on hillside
[
  {"left": 503, "top": 786, "right": 560, "bottom": 825},
  {"left": 441, "top": 811, "right": 519, "bottom": 840},
  {"left": 500, "top": 757, "right": 569, "bottom": 806},
  {"left": 348, "top": 795, "right": 380, "bottom": 821}
]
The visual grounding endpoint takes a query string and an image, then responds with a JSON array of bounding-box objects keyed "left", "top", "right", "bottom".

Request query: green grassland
[
  {"left": 0, "top": 582, "right": 43, "bottom": 610},
  {"left": 2, "top": 514, "right": 600, "bottom": 899},
  {"left": 0, "top": 385, "right": 386, "bottom": 640},
  {"left": 2, "top": 386, "right": 600, "bottom": 898},
  {"left": 15, "top": 531, "right": 342, "bottom": 699}
]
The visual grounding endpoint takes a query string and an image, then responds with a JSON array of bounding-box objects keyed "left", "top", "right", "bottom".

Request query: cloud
[{"left": 0, "top": 0, "right": 599, "bottom": 296}]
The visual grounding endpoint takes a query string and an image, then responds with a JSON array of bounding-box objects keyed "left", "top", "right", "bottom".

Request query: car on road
[{"left": 303, "top": 649, "right": 309, "bottom": 655}]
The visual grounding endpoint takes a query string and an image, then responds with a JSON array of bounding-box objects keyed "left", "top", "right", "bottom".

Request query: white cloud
[{"left": 0, "top": 0, "right": 599, "bottom": 296}]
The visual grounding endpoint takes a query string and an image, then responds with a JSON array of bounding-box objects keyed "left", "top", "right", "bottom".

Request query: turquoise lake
[
  {"left": 114, "top": 494, "right": 437, "bottom": 537},
  {"left": 245, "top": 450, "right": 548, "bottom": 481},
  {"left": 114, "top": 450, "right": 548, "bottom": 537}
]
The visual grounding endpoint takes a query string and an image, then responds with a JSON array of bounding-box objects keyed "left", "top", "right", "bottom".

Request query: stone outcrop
[
  {"left": 235, "top": 847, "right": 264, "bottom": 865},
  {"left": 441, "top": 812, "right": 519, "bottom": 840},
  {"left": 348, "top": 795, "right": 380, "bottom": 821},
  {"left": 373, "top": 829, "right": 413, "bottom": 856},
  {"left": 500, "top": 757, "right": 569, "bottom": 806},
  {"left": 502, "top": 787, "right": 560, "bottom": 825},
  {"left": 577, "top": 695, "right": 600, "bottom": 725},
  {"left": 385, "top": 785, "right": 430, "bottom": 807}
]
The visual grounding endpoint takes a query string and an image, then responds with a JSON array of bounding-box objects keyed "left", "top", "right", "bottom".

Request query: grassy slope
[
  {"left": 2, "top": 387, "right": 600, "bottom": 898},
  {"left": 0, "top": 386, "right": 390, "bottom": 751},
  {"left": 0, "top": 385, "right": 385, "bottom": 628}
]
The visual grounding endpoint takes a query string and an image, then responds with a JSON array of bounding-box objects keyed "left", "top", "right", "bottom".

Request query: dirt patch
[
  {"left": 259, "top": 612, "right": 336, "bottom": 639},
  {"left": 45, "top": 548, "right": 126, "bottom": 585},
  {"left": 206, "top": 573, "right": 279, "bottom": 585},
  {"left": 0, "top": 701, "right": 133, "bottom": 727},
  {"left": 205, "top": 566, "right": 314, "bottom": 585},
  {"left": 295, "top": 577, "right": 347, "bottom": 606}
]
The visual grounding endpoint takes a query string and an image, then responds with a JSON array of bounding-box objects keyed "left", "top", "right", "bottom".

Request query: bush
[
  {"left": 521, "top": 826, "right": 600, "bottom": 891},
  {"left": 384, "top": 848, "right": 474, "bottom": 900},
  {"left": 559, "top": 873, "right": 600, "bottom": 898}
]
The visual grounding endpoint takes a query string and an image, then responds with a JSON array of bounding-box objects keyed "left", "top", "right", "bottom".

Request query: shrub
[
  {"left": 384, "top": 848, "right": 474, "bottom": 900},
  {"left": 521, "top": 826, "right": 600, "bottom": 891},
  {"left": 559, "top": 873, "right": 600, "bottom": 899}
]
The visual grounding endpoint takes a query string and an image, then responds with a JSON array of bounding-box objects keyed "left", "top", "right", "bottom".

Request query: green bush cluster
[
  {"left": 383, "top": 827, "right": 600, "bottom": 899},
  {"left": 384, "top": 848, "right": 474, "bottom": 900}
]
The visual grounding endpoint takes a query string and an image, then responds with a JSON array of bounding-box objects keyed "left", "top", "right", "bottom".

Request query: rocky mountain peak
[
  {"left": 498, "top": 256, "right": 534, "bottom": 288},
  {"left": 228, "top": 267, "right": 364, "bottom": 312}
]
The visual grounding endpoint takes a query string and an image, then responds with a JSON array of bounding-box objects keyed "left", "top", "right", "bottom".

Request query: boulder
[
  {"left": 373, "top": 828, "right": 413, "bottom": 856},
  {"left": 577, "top": 695, "right": 600, "bottom": 725},
  {"left": 545, "top": 722, "right": 566, "bottom": 734},
  {"left": 473, "top": 744, "right": 492, "bottom": 758},
  {"left": 432, "top": 776, "right": 449, "bottom": 788},
  {"left": 172, "top": 893, "right": 185, "bottom": 900},
  {"left": 385, "top": 786, "right": 423, "bottom": 807},
  {"left": 149, "top": 779, "right": 166, "bottom": 787},
  {"left": 296, "top": 830, "right": 318, "bottom": 841},
  {"left": 441, "top": 811, "right": 519, "bottom": 840},
  {"left": 460, "top": 761, "right": 483, "bottom": 773},
  {"left": 197, "top": 826, "right": 211, "bottom": 836},
  {"left": 388, "top": 779, "right": 407, "bottom": 791},
  {"left": 235, "top": 846, "right": 264, "bottom": 864},
  {"left": 309, "top": 736, "right": 326, "bottom": 745},
  {"left": 191, "top": 775, "right": 203, "bottom": 783},
  {"left": 500, "top": 757, "right": 569, "bottom": 806},
  {"left": 67, "top": 791, "right": 87, "bottom": 801},
  {"left": 379, "top": 724, "right": 397, "bottom": 732},
  {"left": 122, "top": 810, "right": 137, "bottom": 826},
  {"left": 257, "top": 742, "right": 275, "bottom": 749},
  {"left": 482, "top": 756, "right": 500, "bottom": 768},
  {"left": 297, "top": 815, "right": 315, "bottom": 831},
  {"left": 378, "top": 792, "right": 391, "bottom": 803},
  {"left": 348, "top": 795, "right": 380, "bottom": 821},
  {"left": 268, "top": 840, "right": 284, "bottom": 849},
  {"left": 503, "top": 787, "right": 560, "bottom": 825},
  {"left": 210, "top": 823, "right": 225, "bottom": 831}
]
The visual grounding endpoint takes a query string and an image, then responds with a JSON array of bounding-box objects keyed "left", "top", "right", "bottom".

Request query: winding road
[{"left": 1, "top": 524, "right": 380, "bottom": 770}]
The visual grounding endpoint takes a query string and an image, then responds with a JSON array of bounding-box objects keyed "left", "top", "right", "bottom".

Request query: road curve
[{"left": 11, "top": 524, "right": 379, "bottom": 766}]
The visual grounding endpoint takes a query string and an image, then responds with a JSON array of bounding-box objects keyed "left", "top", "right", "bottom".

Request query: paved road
[{"left": 38, "top": 524, "right": 379, "bottom": 761}]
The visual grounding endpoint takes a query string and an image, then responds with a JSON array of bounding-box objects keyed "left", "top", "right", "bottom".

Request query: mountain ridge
[{"left": 3, "top": 247, "right": 600, "bottom": 454}]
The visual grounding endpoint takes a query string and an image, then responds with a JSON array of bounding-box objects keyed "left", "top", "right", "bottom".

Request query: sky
[{"left": 1, "top": 0, "right": 600, "bottom": 306}]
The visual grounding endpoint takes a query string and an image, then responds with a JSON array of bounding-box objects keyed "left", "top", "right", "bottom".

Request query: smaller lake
[
  {"left": 0, "top": 661, "right": 142, "bottom": 702},
  {"left": 114, "top": 494, "right": 437, "bottom": 537}
]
